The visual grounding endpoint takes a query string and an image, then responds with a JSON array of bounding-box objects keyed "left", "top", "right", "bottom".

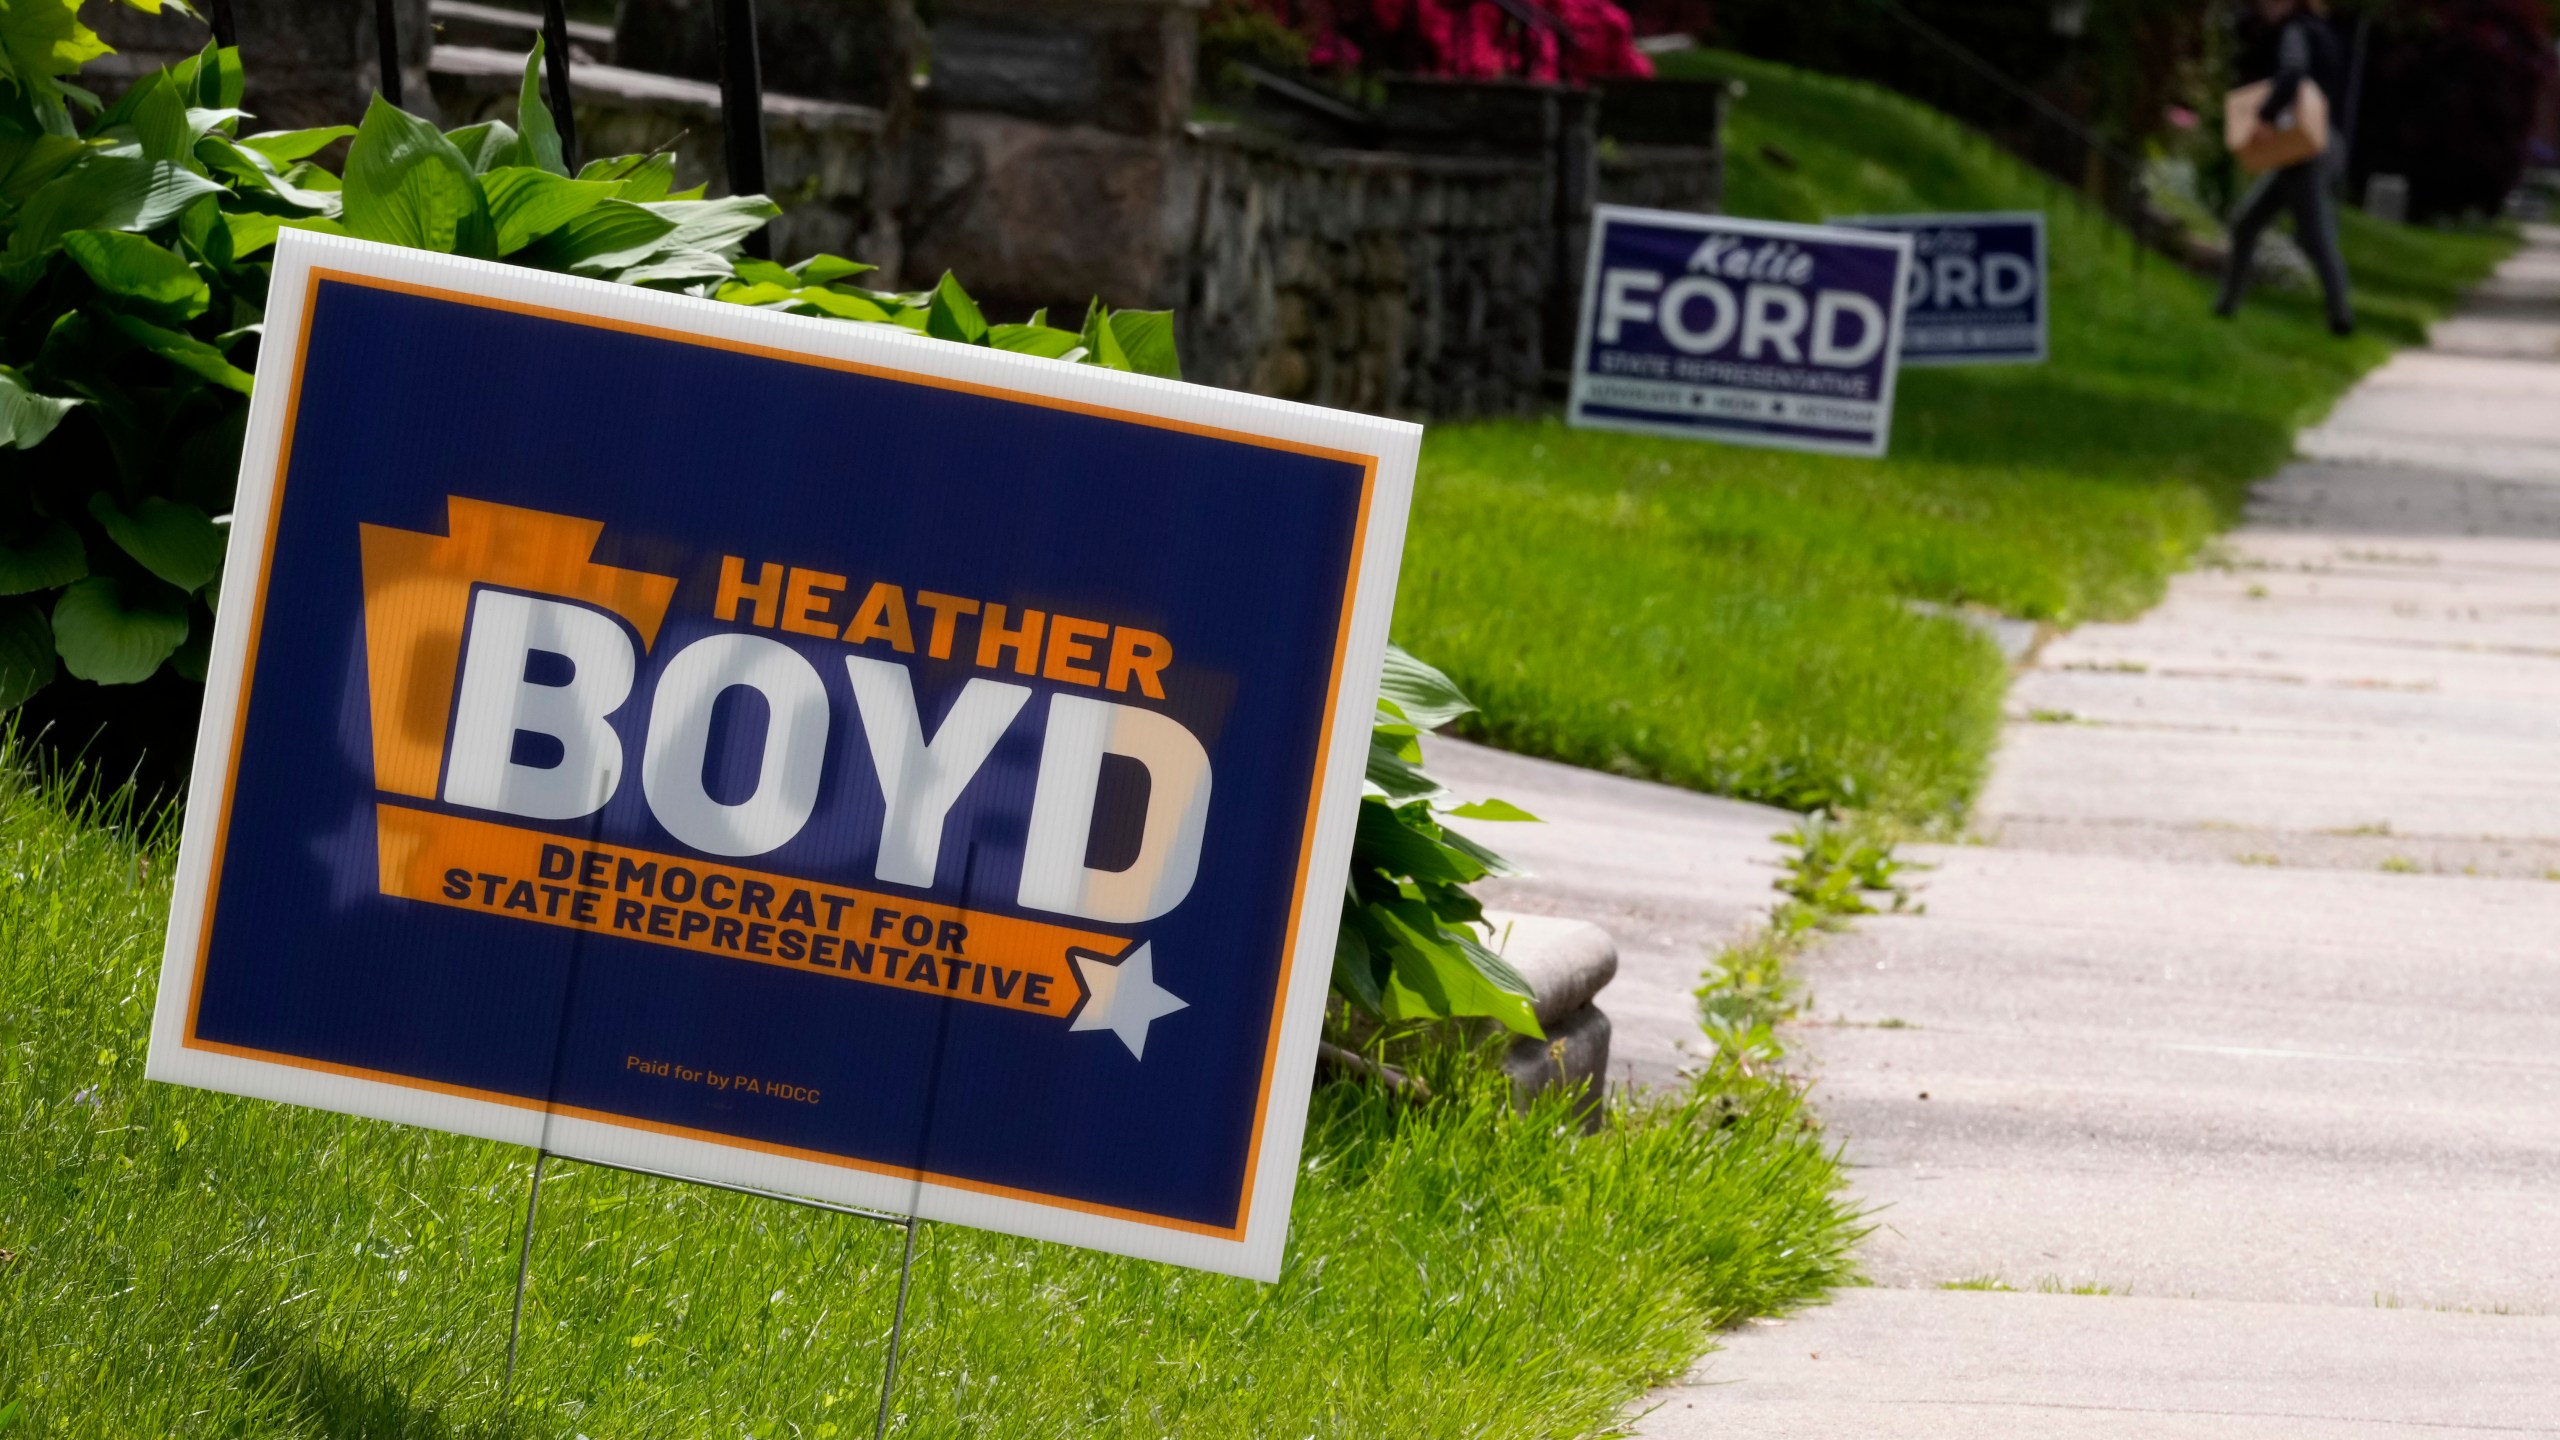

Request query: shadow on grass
[{"left": 233, "top": 1322, "right": 528, "bottom": 1440}]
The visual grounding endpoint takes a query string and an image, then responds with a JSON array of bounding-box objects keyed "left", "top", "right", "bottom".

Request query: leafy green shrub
[
  {"left": 1340, "top": 645, "right": 1542, "bottom": 1039},
  {"left": 0, "top": 15, "right": 1169, "bottom": 708}
]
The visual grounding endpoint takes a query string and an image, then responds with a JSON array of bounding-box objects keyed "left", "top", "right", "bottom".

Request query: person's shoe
[
  {"left": 2213, "top": 298, "right": 2238, "bottom": 319},
  {"left": 2329, "top": 315, "right": 2356, "bottom": 337}
]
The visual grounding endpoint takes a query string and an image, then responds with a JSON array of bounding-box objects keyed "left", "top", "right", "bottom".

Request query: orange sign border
[{"left": 175, "top": 266, "right": 1383, "bottom": 1242}]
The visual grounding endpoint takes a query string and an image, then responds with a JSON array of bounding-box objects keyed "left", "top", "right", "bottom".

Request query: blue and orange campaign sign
[
  {"left": 1569, "top": 206, "right": 1913, "bottom": 457},
  {"left": 145, "top": 231, "right": 1418, "bottom": 1279}
]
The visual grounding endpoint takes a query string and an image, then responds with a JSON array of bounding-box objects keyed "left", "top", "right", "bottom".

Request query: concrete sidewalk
[{"left": 1640, "top": 229, "right": 2560, "bottom": 1436}]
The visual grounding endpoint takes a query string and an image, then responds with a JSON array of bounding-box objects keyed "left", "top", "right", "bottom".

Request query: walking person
[{"left": 2215, "top": 0, "right": 2356, "bottom": 335}]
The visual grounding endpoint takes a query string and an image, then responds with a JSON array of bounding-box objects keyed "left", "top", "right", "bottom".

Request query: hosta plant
[{"left": 1342, "top": 645, "right": 1542, "bottom": 1039}]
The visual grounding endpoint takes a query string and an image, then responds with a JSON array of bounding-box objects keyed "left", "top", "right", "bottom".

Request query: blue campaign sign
[
  {"left": 1834, "top": 211, "right": 2048, "bottom": 366},
  {"left": 145, "top": 232, "right": 1416, "bottom": 1280},
  {"left": 1569, "top": 206, "right": 1914, "bottom": 458}
]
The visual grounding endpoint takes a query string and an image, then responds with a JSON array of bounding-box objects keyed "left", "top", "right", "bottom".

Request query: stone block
[
  {"left": 900, "top": 111, "right": 1187, "bottom": 316},
  {"left": 929, "top": 0, "right": 1201, "bottom": 137},
  {"left": 1484, "top": 910, "right": 1618, "bottom": 1030},
  {"left": 1501, "top": 1003, "right": 1611, "bottom": 1129},
  {"left": 431, "top": 1, "right": 613, "bottom": 61}
]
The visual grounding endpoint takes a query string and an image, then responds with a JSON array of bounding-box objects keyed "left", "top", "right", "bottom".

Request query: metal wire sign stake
[{"left": 502, "top": 1151, "right": 922, "bottom": 1440}]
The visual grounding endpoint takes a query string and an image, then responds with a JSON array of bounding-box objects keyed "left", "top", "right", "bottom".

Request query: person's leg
[
  {"left": 2286, "top": 158, "right": 2355, "bottom": 333},
  {"left": 2216, "top": 170, "right": 2288, "bottom": 317}
]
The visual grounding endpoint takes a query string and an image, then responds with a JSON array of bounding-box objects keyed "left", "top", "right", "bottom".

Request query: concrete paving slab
[
  {"left": 1422, "top": 735, "right": 1790, "bottom": 1088},
  {"left": 1979, "top": 722, "right": 2560, "bottom": 835},
  {"left": 2297, "top": 352, "right": 2560, "bottom": 477},
  {"left": 1641, "top": 1290, "right": 2560, "bottom": 1439}
]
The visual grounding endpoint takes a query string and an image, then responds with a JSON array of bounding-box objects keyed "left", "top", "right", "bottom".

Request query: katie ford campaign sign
[
  {"left": 145, "top": 231, "right": 1417, "bottom": 1280},
  {"left": 1569, "top": 207, "right": 1914, "bottom": 457}
]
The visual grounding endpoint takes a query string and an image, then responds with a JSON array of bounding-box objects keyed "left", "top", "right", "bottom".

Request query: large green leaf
[
  {"left": 0, "top": 0, "right": 111, "bottom": 128},
  {"left": 792, "top": 253, "right": 875, "bottom": 287},
  {"left": 88, "top": 493, "right": 224, "bottom": 591},
  {"left": 5, "top": 155, "right": 227, "bottom": 259},
  {"left": 1436, "top": 823, "right": 1522, "bottom": 881},
  {"left": 51, "top": 575, "right": 188, "bottom": 684},
  {"left": 1365, "top": 729, "right": 1445, "bottom": 804},
  {"left": 1378, "top": 642, "right": 1476, "bottom": 729},
  {"left": 1371, "top": 900, "right": 1541, "bottom": 1038},
  {"left": 440, "top": 120, "right": 517, "bottom": 174},
  {"left": 789, "top": 287, "right": 897, "bottom": 322},
  {"left": 638, "top": 195, "right": 779, "bottom": 256},
  {"left": 925, "top": 271, "right": 987, "bottom": 345},
  {"left": 989, "top": 323, "right": 1083, "bottom": 359},
  {"left": 0, "top": 365, "right": 78, "bottom": 449},
  {"left": 196, "top": 135, "right": 339, "bottom": 214},
  {"left": 1079, "top": 298, "right": 1130, "bottom": 371},
  {"left": 608, "top": 248, "right": 736, "bottom": 288},
  {"left": 0, "top": 132, "right": 89, "bottom": 207},
  {"left": 479, "top": 166, "right": 617, "bottom": 255},
  {"left": 63, "top": 228, "right": 209, "bottom": 317},
  {"left": 339, "top": 94, "right": 492, "bottom": 256},
  {"left": 1331, "top": 918, "right": 1386, "bottom": 1014},
  {"left": 585, "top": 151, "right": 676, "bottom": 201},
  {"left": 1353, "top": 798, "right": 1485, "bottom": 887},
  {"left": 1107, "top": 309, "right": 1181, "bottom": 379},
  {"left": 219, "top": 209, "right": 345, "bottom": 258},
  {"left": 167, "top": 40, "right": 245, "bottom": 111},
  {"left": 123, "top": 69, "right": 194, "bottom": 162},
  {"left": 515, "top": 39, "right": 567, "bottom": 177},
  {"left": 240, "top": 125, "right": 355, "bottom": 165},
  {"left": 0, "top": 520, "right": 86, "bottom": 594},
  {"left": 1445, "top": 798, "right": 1538, "bottom": 823},
  {"left": 517, "top": 198, "right": 677, "bottom": 273},
  {"left": 104, "top": 312, "right": 253, "bottom": 393},
  {"left": 0, "top": 599, "right": 56, "bottom": 709}
]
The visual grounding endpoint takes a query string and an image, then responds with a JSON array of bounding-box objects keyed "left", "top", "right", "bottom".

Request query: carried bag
[{"left": 2225, "top": 78, "right": 2329, "bottom": 175}]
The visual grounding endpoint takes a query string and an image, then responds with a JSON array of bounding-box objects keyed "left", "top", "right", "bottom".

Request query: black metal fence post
[
  {"left": 542, "top": 0, "right": 579, "bottom": 172},
  {"left": 373, "top": 0, "right": 404, "bottom": 107},
  {"left": 202, "top": 0, "right": 237, "bottom": 50},
  {"left": 714, "top": 0, "right": 772, "bottom": 260}
]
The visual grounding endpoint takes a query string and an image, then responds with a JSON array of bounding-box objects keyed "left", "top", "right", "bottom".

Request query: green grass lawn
[
  {"left": 1392, "top": 52, "right": 2515, "bottom": 821},
  {"left": 0, "top": 758, "right": 1859, "bottom": 1438}
]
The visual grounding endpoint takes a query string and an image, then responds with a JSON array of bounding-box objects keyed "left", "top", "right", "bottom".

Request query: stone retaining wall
[{"left": 1178, "top": 129, "right": 1553, "bottom": 416}]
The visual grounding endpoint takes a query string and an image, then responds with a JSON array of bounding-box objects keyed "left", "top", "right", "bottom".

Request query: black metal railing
[{"left": 319, "top": 0, "right": 772, "bottom": 234}]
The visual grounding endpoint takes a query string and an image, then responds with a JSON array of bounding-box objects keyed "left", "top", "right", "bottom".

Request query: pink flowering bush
[{"left": 1255, "top": 0, "right": 1654, "bottom": 83}]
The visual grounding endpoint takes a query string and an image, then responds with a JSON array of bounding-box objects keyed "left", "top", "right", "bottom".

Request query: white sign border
[
  {"left": 1831, "top": 209, "right": 2050, "bottom": 368},
  {"left": 144, "top": 229, "right": 1420, "bottom": 1283},
  {"left": 1567, "top": 204, "right": 1916, "bottom": 460}
]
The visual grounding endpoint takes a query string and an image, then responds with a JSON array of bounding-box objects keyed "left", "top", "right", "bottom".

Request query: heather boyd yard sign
[
  {"left": 1569, "top": 206, "right": 1915, "bottom": 457},
  {"left": 146, "top": 230, "right": 1416, "bottom": 1281}
]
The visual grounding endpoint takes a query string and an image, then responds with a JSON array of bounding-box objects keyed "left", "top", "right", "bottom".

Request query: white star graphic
[{"left": 1069, "top": 943, "right": 1188, "bottom": 1060}]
